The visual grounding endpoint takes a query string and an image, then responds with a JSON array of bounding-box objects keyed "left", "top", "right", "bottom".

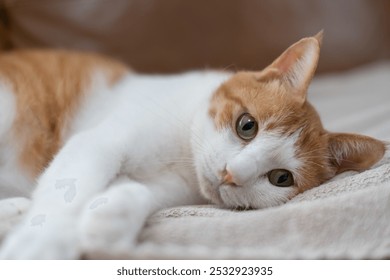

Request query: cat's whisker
[
  {"left": 298, "top": 154, "right": 335, "bottom": 161},
  {"left": 221, "top": 64, "right": 238, "bottom": 72},
  {"left": 296, "top": 147, "right": 328, "bottom": 156}
]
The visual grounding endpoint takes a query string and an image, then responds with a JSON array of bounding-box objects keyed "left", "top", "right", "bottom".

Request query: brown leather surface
[{"left": 1, "top": 0, "right": 389, "bottom": 73}]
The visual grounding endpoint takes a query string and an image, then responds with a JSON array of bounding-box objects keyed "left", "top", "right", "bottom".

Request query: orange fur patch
[{"left": 0, "top": 49, "right": 128, "bottom": 178}]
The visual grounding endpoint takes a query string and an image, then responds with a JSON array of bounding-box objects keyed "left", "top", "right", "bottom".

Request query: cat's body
[
  {"left": 0, "top": 33, "right": 386, "bottom": 259},
  {"left": 0, "top": 49, "right": 225, "bottom": 200}
]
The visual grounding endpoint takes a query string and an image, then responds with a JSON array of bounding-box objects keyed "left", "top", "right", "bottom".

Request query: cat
[{"left": 0, "top": 32, "right": 386, "bottom": 259}]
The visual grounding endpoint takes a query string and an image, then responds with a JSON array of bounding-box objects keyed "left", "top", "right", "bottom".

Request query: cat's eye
[
  {"left": 236, "top": 113, "right": 258, "bottom": 140},
  {"left": 267, "top": 169, "right": 294, "bottom": 187}
]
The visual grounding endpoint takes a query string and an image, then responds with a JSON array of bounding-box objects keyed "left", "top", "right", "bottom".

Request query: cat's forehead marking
[{"left": 209, "top": 72, "right": 307, "bottom": 133}]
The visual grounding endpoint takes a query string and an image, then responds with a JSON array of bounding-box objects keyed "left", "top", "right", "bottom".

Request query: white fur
[
  {"left": 0, "top": 197, "right": 30, "bottom": 242},
  {"left": 0, "top": 70, "right": 302, "bottom": 259}
]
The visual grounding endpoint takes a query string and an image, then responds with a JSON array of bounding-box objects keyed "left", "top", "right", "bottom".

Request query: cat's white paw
[
  {"left": 80, "top": 183, "right": 147, "bottom": 259},
  {"left": 79, "top": 198, "right": 139, "bottom": 259},
  {"left": 0, "top": 217, "right": 79, "bottom": 259}
]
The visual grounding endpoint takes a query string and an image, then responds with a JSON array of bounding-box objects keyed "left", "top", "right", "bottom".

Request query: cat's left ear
[
  {"left": 328, "top": 132, "right": 386, "bottom": 174},
  {"left": 258, "top": 31, "right": 323, "bottom": 103}
]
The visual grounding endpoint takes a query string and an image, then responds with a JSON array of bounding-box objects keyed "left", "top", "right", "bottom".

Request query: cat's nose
[{"left": 222, "top": 169, "right": 239, "bottom": 187}]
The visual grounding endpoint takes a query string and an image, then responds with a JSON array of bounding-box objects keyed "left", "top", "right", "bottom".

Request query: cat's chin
[
  {"left": 217, "top": 184, "right": 291, "bottom": 210},
  {"left": 200, "top": 180, "right": 261, "bottom": 210},
  {"left": 200, "top": 174, "right": 275, "bottom": 209}
]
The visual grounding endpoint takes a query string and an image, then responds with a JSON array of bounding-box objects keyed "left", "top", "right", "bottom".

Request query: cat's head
[{"left": 193, "top": 32, "right": 386, "bottom": 209}]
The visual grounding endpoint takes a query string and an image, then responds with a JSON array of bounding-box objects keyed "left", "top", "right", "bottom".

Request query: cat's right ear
[
  {"left": 257, "top": 31, "right": 323, "bottom": 104},
  {"left": 328, "top": 132, "right": 386, "bottom": 174}
]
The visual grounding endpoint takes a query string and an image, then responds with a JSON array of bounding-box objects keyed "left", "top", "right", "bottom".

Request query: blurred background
[{"left": 0, "top": 0, "right": 389, "bottom": 74}]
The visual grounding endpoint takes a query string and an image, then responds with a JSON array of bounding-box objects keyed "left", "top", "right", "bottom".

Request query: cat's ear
[
  {"left": 257, "top": 31, "right": 323, "bottom": 103},
  {"left": 328, "top": 132, "right": 386, "bottom": 174}
]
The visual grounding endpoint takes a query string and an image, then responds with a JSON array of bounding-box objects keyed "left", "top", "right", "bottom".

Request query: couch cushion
[{"left": 1, "top": 0, "right": 390, "bottom": 72}]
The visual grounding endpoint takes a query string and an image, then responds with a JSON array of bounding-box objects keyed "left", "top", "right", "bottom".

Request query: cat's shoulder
[{"left": 0, "top": 49, "right": 130, "bottom": 177}]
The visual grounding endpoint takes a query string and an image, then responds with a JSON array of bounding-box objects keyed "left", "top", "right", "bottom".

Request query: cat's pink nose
[{"left": 223, "top": 170, "right": 239, "bottom": 186}]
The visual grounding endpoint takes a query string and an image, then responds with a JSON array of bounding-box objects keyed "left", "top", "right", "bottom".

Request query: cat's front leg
[
  {"left": 0, "top": 126, "right": 129, "bottom": 259},
  {"left": 79, "top": 174, "right": 203, "bottom": 259}
]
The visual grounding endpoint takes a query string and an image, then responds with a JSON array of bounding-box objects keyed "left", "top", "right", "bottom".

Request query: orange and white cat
[{"left": 0, "top": 32, "right": 386, "bottom": 259}]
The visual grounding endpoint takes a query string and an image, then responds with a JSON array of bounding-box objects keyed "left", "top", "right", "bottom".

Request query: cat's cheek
[{"left": 196, "top": 174, "right": 223, "bottom": 205}]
